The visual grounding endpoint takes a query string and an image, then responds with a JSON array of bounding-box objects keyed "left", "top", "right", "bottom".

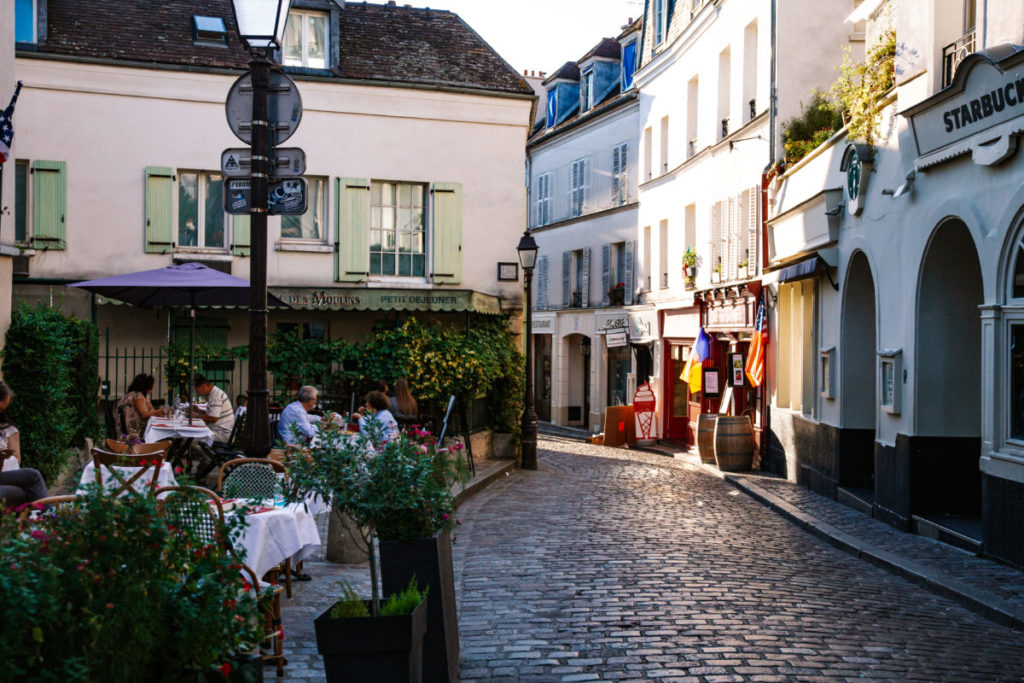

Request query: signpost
[
  {"left": 225, "top": 70, "right": 303, "bottom": 145},
  {"left": 221, "top": 147, "right": 306, "bottom": 178},
  {"left": 225, "top": 177, "right": 308, "bottom": 215}
]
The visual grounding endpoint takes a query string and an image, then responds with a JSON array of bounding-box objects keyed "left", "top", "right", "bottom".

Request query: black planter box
[
  {"left": 314, "top": 599, "right": 427, "bottom": 683},
  {"left": 379, "top": 529, "right": 459, "bottom": 683}
]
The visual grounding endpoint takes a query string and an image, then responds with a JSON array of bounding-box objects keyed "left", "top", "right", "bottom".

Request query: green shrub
[
  {"left": 782, "top": 89, "right": 844, "bottom": 165},
  {"left": 329, "top": 580, "right": 371, "bottom": 619},
  {"left": 67, "top": 317, "right": 101, "bottom": 448},
  {"left": 380, "top": 576, "right": 428, "bottom": 616}
]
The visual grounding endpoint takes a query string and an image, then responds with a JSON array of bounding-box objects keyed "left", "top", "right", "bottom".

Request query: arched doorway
[
  {"left": 913, "top": 219, "right": 983, "bottom": 521},
  {"left": 840, "top": 251, "right": 877, "bottom": 498}
]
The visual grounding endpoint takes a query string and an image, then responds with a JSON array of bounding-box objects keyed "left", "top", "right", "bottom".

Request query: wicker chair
[
  {"left": 90, "top": 448, "right": 165, "bottom": 497},
  {"left": 16, "top": 495, "right": 80, "bottom": 521},
  {"left": 217, "top": 457, "right": 285, "bottom": 500},
  {"left": 155, "top": 485, "right": 286, "bottom": 676}
]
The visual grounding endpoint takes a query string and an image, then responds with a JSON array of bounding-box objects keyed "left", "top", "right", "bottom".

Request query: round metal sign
[{"left": 225, "top": 70, "right": 303, "bottom": 145}]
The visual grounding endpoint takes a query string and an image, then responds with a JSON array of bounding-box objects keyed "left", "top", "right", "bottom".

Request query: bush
[
  {"left": 67, "top": 317, "right": 102, "bottom": 448},
  {"left": 831, "top": 29, "right": 897, "bottom": 149},
  {"left": 3, "top": 304, "right": 89, "bottom": 484},
  {"left": 0, "top": 490, "right": 265, "bottom": 681},
  {"left": 782, "top": 89, "right": 844, "bottom": 165}
]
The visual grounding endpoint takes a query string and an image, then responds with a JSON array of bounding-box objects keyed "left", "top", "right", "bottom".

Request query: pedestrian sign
[{"left": 221, "top": 147, "right": 306, "bottom": 178}]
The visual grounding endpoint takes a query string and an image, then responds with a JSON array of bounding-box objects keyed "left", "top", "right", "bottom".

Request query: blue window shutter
[
  {"left": 601, "top": 243, "right": 611, "bottom": 306},
  {"left": 546, "top": 90, "right": 557, "bottom": 128},
  {"left": 581, "top": 247, "right": 591, "bottom": 307},
  {"left": 622, "top": 41, "right": 637, "bottom": 90},
  {"left": 536, "top": 255, "right": 549, "bottom": 310},
  {"left": 624, "top": 240, "right": 635, "bottom": 305},
  {"left": 562, "top": 251, "right": 571, "bottom": 308}
]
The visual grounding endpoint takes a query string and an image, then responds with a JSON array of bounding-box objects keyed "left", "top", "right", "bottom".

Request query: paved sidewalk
[{"left": 633, "top": 439, "right": 1024, "bottom": 631}]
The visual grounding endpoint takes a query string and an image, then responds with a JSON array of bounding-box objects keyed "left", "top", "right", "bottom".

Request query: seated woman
[
  {"left": 117, "top": 373, "right": 167, "bottom": 440},
  {"left": 357, "top": 391, "right": 399, "bottom": 443},
  {"left": 0, "top": 381, "right": 48, "bottom": 506},
  {"left": 389, "top": 378, "right": 418, "bottom": 424}
]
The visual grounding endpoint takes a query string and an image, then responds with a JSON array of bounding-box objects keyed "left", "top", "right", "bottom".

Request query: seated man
[
  {"left": 279, "top": 385, "right": 332, "bottom": 445},
  {"left": 191, "top": 375, "right": 235, "bottom": 443}
]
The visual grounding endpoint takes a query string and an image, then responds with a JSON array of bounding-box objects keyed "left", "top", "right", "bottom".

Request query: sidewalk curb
[
  {"left": 724, "top": 474, "right": 1024, "bottom": 632},
  {"left": 454, "top": 459, "right": 517, "bottom": 506}
]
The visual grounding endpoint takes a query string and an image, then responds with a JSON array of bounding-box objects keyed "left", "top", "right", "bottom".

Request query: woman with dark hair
[
  {"left": 390, "top": 378, "right": 418, "bottom": 422},
  {"left": 357, "top": 390, "right": 399, "bottom": 443},
  {"left": 117, "top": 373, "right": 167, "bottom": 439},
  {"left": 0, "top": 381, "right": 48, "bottom": 506}
]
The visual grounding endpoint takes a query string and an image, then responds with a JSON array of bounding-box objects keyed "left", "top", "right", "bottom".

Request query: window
[
  {"left": 581, "top": 69, "right": 595, "bottom": 111},
  {"left": 643, "top": 127, "right": 653, "bottom": 181},
  {"left": 611, "top": 142, "right": 628, "bottom": 205},
  {"left": 659, "top": 219, "right": 669, "bottom": 289},
  {"left": 546, "top": 90, "right": 557, "bottom": 128},
  {"left": 15, "top": 0, "right": 35, "bottom": 43},
  {"left": 283, "top": 10, "right": 328, "bottom": 69},
  {"left": 278, "top": 321, "right": 326, "bottom": 340},
  {"left": 281, "top": 176, "right": 326, "bottom": 241},
  {"left": 718, "top": 47, "right": 731, "bottom": 140},
  {"left": 369, "top": 181, "right": 425, "bottom": 277},
  {"left": 536, "top": 173, "right": 551, "bottom": 226},
  {"left": 570, "top": 158, "right": 587, "bottom": 217},
  {"left": 687, "top": 76, "right": 699, "bottom": 157},
  {"left": 642, "top": 226, "right": 651, "bottom": 291},
  {"left": 573, "top": 249, "right": 585, "bottom": 307},
  {"left": 1012, "top": 326, "right": 1024, "bottom": 440},
  {"left": 14, "top": 160, "right": 28, "bottom": 243},
  {"left": 621, "top": 40, "right": 637, "bottom": 90},
  {"left": 612, "top": 241, "right": 626, "bottom": 286},
  {"left": 193, "top": 15, "right": 227, "bottom": 45},
  {"left": 563, "top": 248, "right": 590, "bottom": 308},
  {"left": 777, "top": 280, "right": 816, "bottom": 415},
  {"left": 178, "top": 172, "right": 227, "bottom": 250},
  {"left": 743, "top": 21, "right": 758, "bottom": 123},
  {"left": 660, "top": 116, "right": 669, "bottom": 172},
  {"left": 653, "top": 0, "right": 666, "bottom": 46}
]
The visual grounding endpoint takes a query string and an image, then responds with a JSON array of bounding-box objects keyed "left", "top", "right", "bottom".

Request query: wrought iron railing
[{"left": 942, "top": 29, "right": 975, "bottom": 88}]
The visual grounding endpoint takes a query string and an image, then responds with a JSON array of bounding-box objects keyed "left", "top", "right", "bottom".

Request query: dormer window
[
  {"left": 621, "top": 40, "right": 637, "bottom": 90},
  {"left": 193, "top": 15, "right": 227, "bottom": 46},
  {"left": 15, "top": 0, "right": 35, "bottom": 43},
  {"left": 654, "top": 0, "right": 666, "bottom": 45},
  {"left": 581, "top": 69, "right": 595, "bottom": 111},
  {"left": 546, "top": 90, "right": 557, "bottom": 128},
  {"left": 283, "top": 9, "right": 328, "bottom": 69}
]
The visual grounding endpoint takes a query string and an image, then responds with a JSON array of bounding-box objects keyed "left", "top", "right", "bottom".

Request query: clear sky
[{"left": 423, "top": 0, "right": 643, "bottom": 76}]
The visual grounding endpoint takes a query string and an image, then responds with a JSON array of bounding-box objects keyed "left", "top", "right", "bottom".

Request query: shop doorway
[
  {"left": 914, "top": 219, "right": 982, "bottom": 532},
  {"left": 840, "top": 251, "right": 877, "bottom": 500},
  {"left": 534, "top": 334, "right": 552, "bottom": 422},
  {"left": 663, "top": 341, "right": 697, "bottom": 443},
  {"left": 564, "top": 334, "right": 591, "bottom": 428}
]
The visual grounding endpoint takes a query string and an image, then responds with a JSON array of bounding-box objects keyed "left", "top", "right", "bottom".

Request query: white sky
[{"left": 422, "top": 0, "right": 643, "bottom": 76}]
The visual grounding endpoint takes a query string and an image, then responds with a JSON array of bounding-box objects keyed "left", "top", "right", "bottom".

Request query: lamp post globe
[
  {"left": 230, "top": 0, "right": 291, "bottom": 457},
  {"left": 517, "top": 231, "right": 539, "bottom": 470}
]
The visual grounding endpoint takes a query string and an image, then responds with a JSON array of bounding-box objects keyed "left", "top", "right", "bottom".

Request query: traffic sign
[
  {"left": 225, "top": 70, "right": 303, "bottom": 145},
  {"left": 221, "top": 147, "right": 306, "bottom": 178},
  {"left": 225, "top": 178, "right": 308, "bottom": 216}
]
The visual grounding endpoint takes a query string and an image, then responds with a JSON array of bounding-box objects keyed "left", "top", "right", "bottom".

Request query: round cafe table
[
  {"left": 228, "top": 498, "right": 324, "bottom": 578},
  {"left": 145, "top": 417, "right": 215, "bottom": 447}
]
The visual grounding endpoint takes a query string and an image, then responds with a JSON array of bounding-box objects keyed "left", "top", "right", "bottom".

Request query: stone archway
[{"left": 839, "top": 250, "right": 877, "bottom": 493}]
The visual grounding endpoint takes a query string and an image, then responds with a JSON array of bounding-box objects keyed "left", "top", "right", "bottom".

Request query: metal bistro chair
[
  {"left": 90, "top": 448, "right": 166, "bottom": 497},
  {"left": 156, "top": 485, "right": 286, "bottom": 676}
]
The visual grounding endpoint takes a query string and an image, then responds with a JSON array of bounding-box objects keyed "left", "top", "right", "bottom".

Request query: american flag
[
  {"left": 745, "top": 290, "right": 767, "bottom": 387},
  {"left": 0, "top": 81, "right": 23, "bottom": 166}
]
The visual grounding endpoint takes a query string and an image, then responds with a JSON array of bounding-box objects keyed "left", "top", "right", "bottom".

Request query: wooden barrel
[
  {"left": 696, "top": 414, "right": 717, "bottom": 464},
  {"left": 714, "top": 415, "right": 754, "bottom": 472}
]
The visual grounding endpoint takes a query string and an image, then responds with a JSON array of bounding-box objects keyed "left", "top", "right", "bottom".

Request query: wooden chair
[
  {"left": 155, "top": 485, "right": 286, "bottom": 676},
  {"left": 104, "top": 439, "right": 129, "bottom": 454},
  {"left": 129, "top": 440, "right": 173, "bottom": 455},
  {"left": 16, "top": 495, "right": 80, "bottom": 521},
  {"left": 90, "top": 448, "right": 165, "bottom": 497}
]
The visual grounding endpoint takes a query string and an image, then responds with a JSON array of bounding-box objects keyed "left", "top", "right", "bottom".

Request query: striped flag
[
  {"left": 680, "top": 327, "right": 711, "bottom": 392},
  {"left": 746, "top": 291, "right": 767, "bottom": 387},
  {"left": 0, "top": 81, "right": 23, "bottom": 165}
]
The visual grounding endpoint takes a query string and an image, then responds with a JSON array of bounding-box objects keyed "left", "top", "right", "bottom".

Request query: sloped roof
[
  {"left": 543, "top": 61, "right": 581, "bottom": 84},
  {"left": 25, "top": 0, "right": 533, "bottom": 96},
  {"left": 579, "top": 38, "right": 622, "bottom": 64}
]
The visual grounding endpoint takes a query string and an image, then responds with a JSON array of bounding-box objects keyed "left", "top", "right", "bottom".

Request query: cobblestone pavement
[{"left": 453, "top": 436, "right": 1024, "bottom": 682}]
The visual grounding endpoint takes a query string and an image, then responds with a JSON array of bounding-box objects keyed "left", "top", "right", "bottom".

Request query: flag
[
  {"left": 746, "top": 291, "right": 767, "bottom": 387},
  {"left": 680, "top": 327, "right": 711, "bottom": 392},
  {"left": 0, "top": 81, "right": 23, "bottom": 166}
]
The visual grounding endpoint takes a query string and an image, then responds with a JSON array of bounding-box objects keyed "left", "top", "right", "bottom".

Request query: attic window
[
  {"left": 581, "top": 69, "right": 595, "bottom": 111},
  {"left": 193, "top": 16, "right": 227, "bottom": 45}
]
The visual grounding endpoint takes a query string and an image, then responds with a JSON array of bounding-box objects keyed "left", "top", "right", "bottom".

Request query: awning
[
  {"left": 763, "top": 254, "right": 838, "bottom": 290},
  {"left": 269, "top": 287, "right": 503, "bottom": 315}
]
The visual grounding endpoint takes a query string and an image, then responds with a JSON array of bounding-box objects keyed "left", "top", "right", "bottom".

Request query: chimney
[{"left": 387, "top": 1, "right": 396, "bottom": 5}]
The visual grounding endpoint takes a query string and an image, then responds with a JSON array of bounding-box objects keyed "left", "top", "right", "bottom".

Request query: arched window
[{"left": 1013, "top": 237, "right": 1024, "bottom": 299}]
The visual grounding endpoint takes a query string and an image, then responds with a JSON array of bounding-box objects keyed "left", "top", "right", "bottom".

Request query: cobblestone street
[{"left": 452, "top": 437, "right": 1024, "bottom": 682}]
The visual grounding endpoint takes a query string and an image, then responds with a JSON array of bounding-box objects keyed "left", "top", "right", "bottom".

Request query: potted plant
[
  {"left": 313, "top": 578, "right": 428, "bottom": 682},
  {"left": 682, "top": 248, "right": 697, "bottom": 286},
  {"left": 738, "top": 259, "right": 750, "bottom": 278},
  {"left": 0, "top": 488, "right": 267, "bottom": 682},
  {"left": 607, "top": 281, "right": 626, "bottom": 306},
  {"left": 712, "top": 262, "right": 722, "bottom": 283},
  {"left": 287, "top": 420, "right": 469, "bottom": 683}
]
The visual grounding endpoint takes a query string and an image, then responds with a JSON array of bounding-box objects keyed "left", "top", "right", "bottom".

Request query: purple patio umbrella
[{"left": 69, "top": 262, "right": 288, "bottom": 398}]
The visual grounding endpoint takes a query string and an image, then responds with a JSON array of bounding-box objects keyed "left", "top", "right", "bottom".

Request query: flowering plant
[
  {"left": 286, "top": 420, "right": 468, "bottom": 614},
  {"left": 0, "top": 487, "right": 266, "bottom": 681},
  {"left": 608, "top": 281, "right": 625, "bottom": 295}
]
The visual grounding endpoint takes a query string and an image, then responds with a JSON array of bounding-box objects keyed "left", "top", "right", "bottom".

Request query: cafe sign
[
  {"left": 905, "top": 50, "right": 1024, "bottom": 166},
  {"left": 270, "top": 287, "right": 502, "bottom": 315}
]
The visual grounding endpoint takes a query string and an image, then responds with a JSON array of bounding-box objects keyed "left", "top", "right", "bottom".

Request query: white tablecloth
[
  {"left": 144, "top": 418, "right": 215, "bottom": 447},
  {"left": 77, "top": 461, "right": 178, "bottom": 495},
  {"left": 232, "top": 500, "right": 323, "bottom": 577}
]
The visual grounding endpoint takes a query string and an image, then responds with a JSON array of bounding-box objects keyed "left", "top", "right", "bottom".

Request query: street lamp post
[
  {"left": 517, "top": 231, "right": 539, "bottom": 470},
  {"left": 230, "top": 0, "right": 291, "bottom": 458}
]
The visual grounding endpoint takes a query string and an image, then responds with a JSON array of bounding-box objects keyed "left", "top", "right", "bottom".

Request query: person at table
[
  {"left": 0, "top": 381, "right": 48, "bottom": 506},
  {"left": 117, "top": 373, "right": 167, "bottom": 440},
  {"left": 279, "top": 385, "right": 338, "bottom": 445},
  {"left": 191, "top": 375, "right": 235, "bottom": 443},
  {"left": 357, "top": 391, "right": 400, "bottom": 443},
  {"left": 389, "top": 378, "right": 418, "bottom": 423}
]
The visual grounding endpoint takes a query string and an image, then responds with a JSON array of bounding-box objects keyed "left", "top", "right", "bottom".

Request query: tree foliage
[
  {"left": 782, "top": 90, "right": 844, "bottom": 165},
  {"left": 831, "top": 29, "right": 897, "bottom": 149}
]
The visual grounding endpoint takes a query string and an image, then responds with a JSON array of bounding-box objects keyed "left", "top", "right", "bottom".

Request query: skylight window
[{"left": 194, "top": 15, "right": 227, "bottom": 45}]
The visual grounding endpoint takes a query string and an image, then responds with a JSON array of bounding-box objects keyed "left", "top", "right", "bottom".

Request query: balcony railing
[
  {"left": 721, "top": 117, "right": 730, "bottom": 140},
  {"left": 749, "top": 98, "right": 757, "bottom": 121},
  {"left": 942, "top": 29, "right": 975, "bottom": 88}
]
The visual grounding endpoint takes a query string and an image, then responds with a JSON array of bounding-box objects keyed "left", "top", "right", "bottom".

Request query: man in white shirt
[
  {"left": 192, "top": 375, "right": 235, "bottom": 443},
  {"left": 279, "top": 385, "right": 327, "bottom": 445}
]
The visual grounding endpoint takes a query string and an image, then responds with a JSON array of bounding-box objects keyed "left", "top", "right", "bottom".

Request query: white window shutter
[
  {"left": 624, "top": 240, "right": 636, "bottom": 305},
  {"left": 727, "top": 195, "right": 738, "bottom": 279},
  {"left": 747, "top": 186, "right": 759, "bottom": 273},
  {"left": 562, "top": 250, "right": 572, "bottom": 307},
  {"left": 710, "top": 201, "right": 722, "bottom": 274},
  {"left": 601, "top": 243, "right": 611, "bottom": 305}
]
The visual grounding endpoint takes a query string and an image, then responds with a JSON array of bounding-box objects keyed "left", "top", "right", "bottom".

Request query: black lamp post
[
  {"left": 517, "top": 231, "right": 539, "bottom": 470},
  {"left": 230, "top": 0, "right": 291, "bottom": 457}
]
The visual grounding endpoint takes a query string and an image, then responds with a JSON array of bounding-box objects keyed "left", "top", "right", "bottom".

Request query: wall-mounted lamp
[
  {"left": 579, "top": 337, "right": 591, "bottom": 356},
  {"left": 882, "top": 170, "right": 916, "bottom": 198}
]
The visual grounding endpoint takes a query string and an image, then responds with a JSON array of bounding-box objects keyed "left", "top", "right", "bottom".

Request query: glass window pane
[
  {"left": 283, "top": 14, "right": 303, "bottom": 66},
  {"left": 1013, "top": 325, "right": 1024, "bottom": 440},
  {"left": 15, "top": 0, "right": 33, "bottom": 42},
  {"left": 398, "top": 208, "right": 411, "bottom": 231},
  {"left": 204, "top": 175, "right": 225, "bottom": 248},
  {"left": 178, "top": 173, "right": 199, "bottom": 247},
  {"left": 281, "top": 215, "right": 301, "bottom": 239},
  {"left": 369, "top": 253, "right": 381, "bottom": 275},
  {"left": 1014, "top": 244, "right": 1024, "bottom": 298},
  {"left": 413, "top": 232, "right": 424, "bottom": 253},
  {"left": 398, "top": 184, "right": 411, "bottom": 207},
  {"left": 399, "top": 232, "right": 411, "bottom": 253},
  {"left": 384, "top": 230, "right": 396, "bottom": 250},
  {"left": 15, "top": 161, "right": 27, "bottom": 242},
  {"left": 369, "top": 230, "right": 382, "bottom": 251},
  {"left": 307, "top": 179, "right": 322, "bottom": 239},
  {"left": 399, "top": 254, "right": 411, "bottom": 276},
  {"left": 413, "top": 254, "right": 425, "bottom": 277},
  {"left": 382, "top": 253, "right": 395, "bottom": 275},
  {"left": 370, "top": 206, "right": 381, "bottom": 229},
  {"left": 411, "top": 206, "right": 424, "bottom": 231},
  {"left": 382, "top": 206, "right": 394, "bottom": 230},
  {"left": 411, "top": 186, "right": 423, "bottom": 207},
  {"left": 371, "top": 182, "right": 381, "bottom": 205},
  {"left": 307, "top": 14, "right": 326, "bottom": 69}
]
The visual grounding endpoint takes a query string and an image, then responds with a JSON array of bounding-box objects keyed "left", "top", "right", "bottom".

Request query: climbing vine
[{"left": 831, "top": 29, "right": 897, "bottom": 150}]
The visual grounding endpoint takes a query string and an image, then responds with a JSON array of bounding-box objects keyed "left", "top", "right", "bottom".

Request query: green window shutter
[
  {"left": 335, "top": 177, "right": 369, "bottom": 282},
  {"left": 33, "top": 160, "right": 66, "bottom": 250},
  {"left": 431, "top": 181, "right": 462, "bottom": 284},
  {"left": 233, "top": 214, "right": 251, "bottom": 256},
  {"left": 144, "top": 166, "right": 174, "bottom": 253}
]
